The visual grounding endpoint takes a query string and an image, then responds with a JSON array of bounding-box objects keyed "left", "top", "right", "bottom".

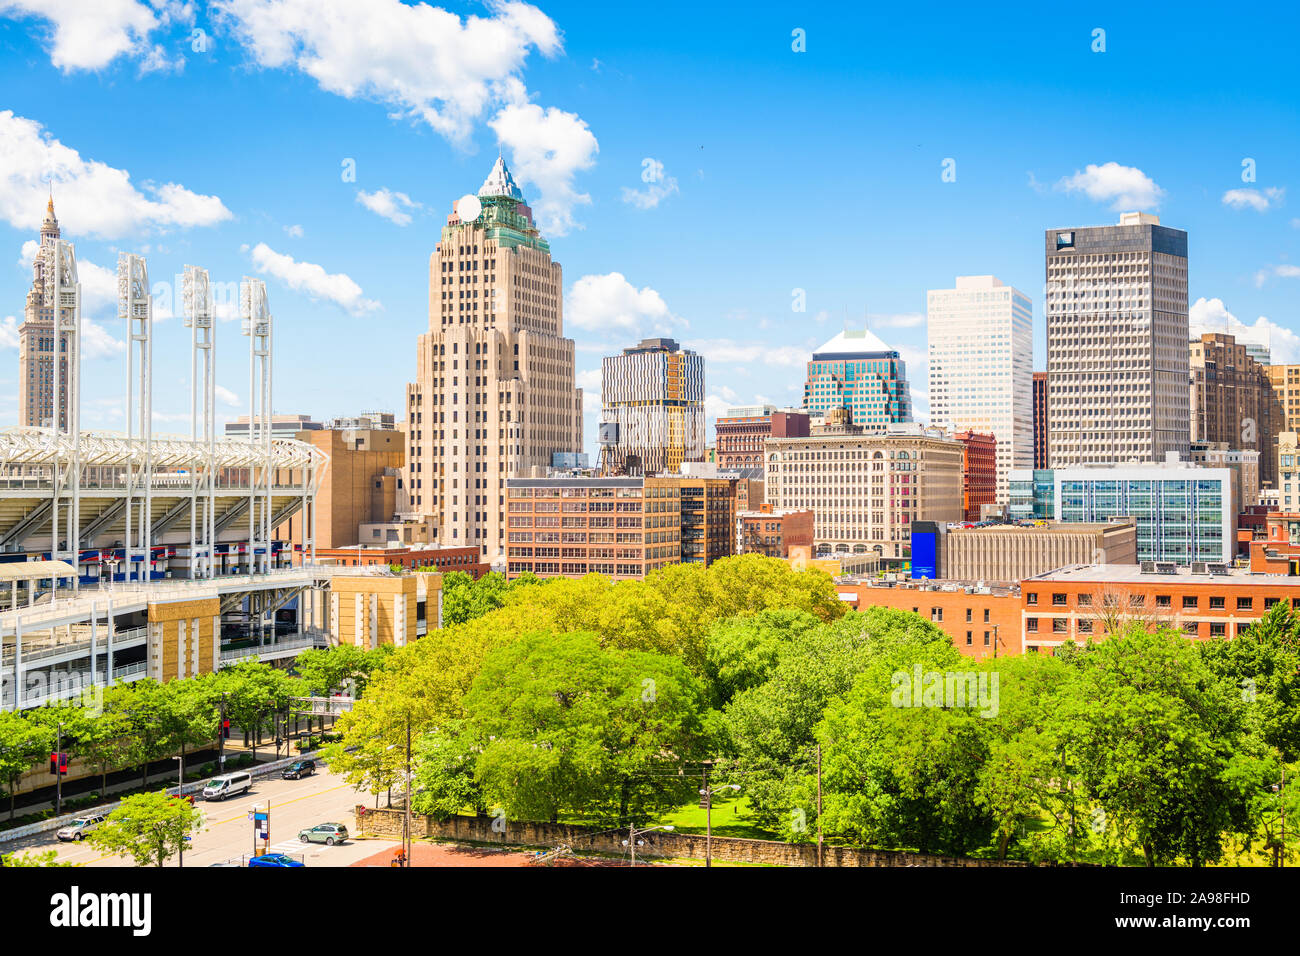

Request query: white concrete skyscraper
[
  {"left": 927, "top": 275, "right": 1033, "bottom": 503},
  {"left": 404, "top": 158, "right": 584, "bottom": 561},
  {"left": 1045, "top": 212, "right": 1189, "bottom": 467}
]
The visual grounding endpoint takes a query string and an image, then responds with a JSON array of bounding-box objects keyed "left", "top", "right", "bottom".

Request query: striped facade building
[{"left": 599, "top": 338, "right": 705, "bottom": 475}]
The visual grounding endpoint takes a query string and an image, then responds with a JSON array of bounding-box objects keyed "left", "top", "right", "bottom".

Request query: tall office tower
[
  {"left": 1033, "top": 372, "right": 1049, "bottom": 469},
  {"left": 1045, "top": 212, "right": 1189, "bottom": 467},
  {"left": 1265, "top": 365, "right": 1300, "bottom": 438},
  {"left": 599, "top": 337, "right": 705, "bottom": 475},
  {"left": 927, "top": 275, "right": 1033, "bottom": 502},
  {"left": 803, "top": 329, "right": 911, "bottom": 429},
  {"left": 1188, "top": 332, "right": 1280, "bottom": 487},
  {"left": 404, "top": 157, "right": 584, "bottom": 560},
  {"left": 17, "top": 197, "right": 74, "bottom": 429}
]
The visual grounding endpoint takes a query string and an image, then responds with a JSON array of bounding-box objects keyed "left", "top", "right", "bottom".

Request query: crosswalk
[{"left": 261, "top": 838, "right": 309, "bottom": 856}]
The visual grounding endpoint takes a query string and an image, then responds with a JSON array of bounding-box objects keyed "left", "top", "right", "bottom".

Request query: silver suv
[{"left": 56, "top": 814, "right": 105, "bottom": 842}]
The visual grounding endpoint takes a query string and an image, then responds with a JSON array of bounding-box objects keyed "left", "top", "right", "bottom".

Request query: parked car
[
  {"left": 202, "top": 770, "right": 252, "bottom": 801},
  {"left": 56, "top": 814, "right": 105, "bottom": 842},
  {"left": 247, "top": 853, "right": 304, "bottom": 868},
  {"left": 298, "top": 822, "right": 348, "bottom": 846},
  {"left": 282, "top": 759, "right": 315, "bottom": 780}
]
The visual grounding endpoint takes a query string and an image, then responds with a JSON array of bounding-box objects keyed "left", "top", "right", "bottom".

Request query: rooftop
[
  {"left": 478, "top": 155, "right": 524, "bottom": 201},
  {"left": 811, "top": 328, "right": 895, "bottom": 358},
  {"left": 1027, "top": 563, "right": 1296, "bottom": 585}
]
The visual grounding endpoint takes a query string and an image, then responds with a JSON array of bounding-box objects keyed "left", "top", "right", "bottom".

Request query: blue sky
[{"left": 0, "top": 1, "right": 1298, "bottom": 453}]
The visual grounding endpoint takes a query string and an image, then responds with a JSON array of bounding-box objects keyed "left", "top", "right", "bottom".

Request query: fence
[{"left": 0, "top": 749, "right": 323, "bottom": 846}]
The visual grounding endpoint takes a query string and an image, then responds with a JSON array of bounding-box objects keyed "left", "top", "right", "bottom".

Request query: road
[{"left": 4, "top": 768, "right": 398, "bottom": 868}]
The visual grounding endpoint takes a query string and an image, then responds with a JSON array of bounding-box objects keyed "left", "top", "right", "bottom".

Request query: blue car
[{"left": 248, "top": 853, "right": 304, "bottom": 868}]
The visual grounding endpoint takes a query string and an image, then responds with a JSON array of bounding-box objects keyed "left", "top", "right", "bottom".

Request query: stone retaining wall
[{"left": 353, "top": 807, "right": 1031, "bottom": 867}]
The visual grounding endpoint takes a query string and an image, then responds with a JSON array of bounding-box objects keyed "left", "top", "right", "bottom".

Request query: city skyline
[{"left": 0, "top": 4, "right": 1298, "bottom": 457}]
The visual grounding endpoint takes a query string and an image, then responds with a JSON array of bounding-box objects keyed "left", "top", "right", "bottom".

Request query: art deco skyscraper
[
  {"left": 927, "top": 275, "right": 1033, "bottom": 503},
  {"left": 18, "top": 197, "right": 73, "bottom": 429},
  {"left": 598, "top": 337, "right": 705, "bottom": 475},
  {"left": 1045, "top": 212, "right": 1189, "bottom": 466},
  {"left": 404, "top": 158, "right": 583, "bottom": 560}
]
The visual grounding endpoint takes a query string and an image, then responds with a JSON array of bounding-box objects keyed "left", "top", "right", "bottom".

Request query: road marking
[{"left": 79, "top": 780, "right": 355, "bottom": 865}]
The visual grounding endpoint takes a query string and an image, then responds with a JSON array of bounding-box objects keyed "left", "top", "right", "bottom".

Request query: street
[{"left": 4, "top": 768, "right": 399, "bottom": 867}]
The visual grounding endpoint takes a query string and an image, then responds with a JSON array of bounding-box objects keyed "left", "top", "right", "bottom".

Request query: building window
[
  {"left": 1264, "top": 597, "right": 1280, "bottom": 609},
  {"left": 1078, "top": 620, "right": 1093, "bottom": 633},
  {"left": 1210, "top": 622, "right": 1226, "bottom": 637},
  {"left": 1155, "top": 595, "right": 1171, "bottom": 608},
  {"left": 1053, "top": 618, "right": 1069, "bottom": 634},
  {"left": 1182, "top": 596, "right": 1198, "bottom": 609},
  {"left": 1237, "top": 597, "right": 1253, "bottom": 611},
  {"left": 1026, "top": 618, "right": 1038, "bottom": 633},
  {"left": 965, "top": 631, "right": 972, "bottom": 646},
  {"left": 1210, "top": 596, "right": 1226, "bottom": 609},
  {"left": 1026, "top": 592, "right": 1038, "bottom": 606},
  {"left": 1052, "top": 593, "right": 1066, "bottom": 606}
]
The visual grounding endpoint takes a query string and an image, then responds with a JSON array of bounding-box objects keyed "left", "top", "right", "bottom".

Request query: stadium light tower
[
  {"left": 184, "top": 265, "right": 217, "bottom": 579},
  {"left": 119, "top": 254, "right": 153, "bottom": 585},
  {"left": 47, "top": 239, "right": 81, "bottom": 588},
  {"left": 240, "top": 278, "right": 272, "bottom": 576}
]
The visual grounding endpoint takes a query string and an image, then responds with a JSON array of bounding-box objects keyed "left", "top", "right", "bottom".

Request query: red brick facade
[{"left": 954, "top": 430, "right": 997, "bottom": 522}]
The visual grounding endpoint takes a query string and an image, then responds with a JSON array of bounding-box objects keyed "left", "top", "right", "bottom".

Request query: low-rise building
[
  {"left": 1054, "top": 457, "right": 1236, "bottom": 564},
  {"left": 838, "top": 578, "right": 1023, "bottom": 661},
  {"left": 738, "top": 504, "right": 814, "bottom": 558},
  {"left": 1021, "top": 562, "right": 1300, "bottom": 652},
  {"left": 765, "top": 412, "right": 964, "bottom": 567},
  {"left": 315, "top": 544, "right": 488, "bottom": 577},
  {"left": 937, "top": 518, "right": 1137, "bottom": 584}
]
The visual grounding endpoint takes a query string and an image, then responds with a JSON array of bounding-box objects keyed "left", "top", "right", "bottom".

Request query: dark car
[
  {"left": 248, "top": 853, "right": 304, "bottom": 868},
  {"left": 282, "top": 759, "right": 316, "bottom": 780}
]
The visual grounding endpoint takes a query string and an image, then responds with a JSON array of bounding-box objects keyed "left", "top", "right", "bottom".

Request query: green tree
[
  {"left": 704, "top": 609, "right": 821, "bottom": 707},
  {"left": 293, "top": 644, "right": 391, "bottom": 698},
  {"left": 440, "top": 570, "right": 540, "bottom": 626},
  {"left": 410, "top": 720, "right": 486, "bottom": 819},
  {"left": 1061, "top": 625, "right": 1252, "bottom": 866},
  {"left": 86, "top": 790, "right": 203, "bottom": 867},
  {"left": 1, "top": 850, "right": 74, "bottom": 867},
  {"left": 458, "top": 631, "right": 707, "bottom": 825},
  {"left": 0, "top": 711, "right": 52, "bottom": 821}
]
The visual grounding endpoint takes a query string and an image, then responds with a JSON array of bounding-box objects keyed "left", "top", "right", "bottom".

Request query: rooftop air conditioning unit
[{"left": 1140, "top": 561, "right": 1157, "bottom": 574}]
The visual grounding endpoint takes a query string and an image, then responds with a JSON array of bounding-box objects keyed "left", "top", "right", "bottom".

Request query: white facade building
[{"left": 927, "top": 275, "right": 1033, "bottom": 504}]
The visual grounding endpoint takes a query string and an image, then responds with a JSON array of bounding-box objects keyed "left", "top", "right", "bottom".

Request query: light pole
[
  {"left": 699, "top": 761, "right": 739, "bottom": 868},
  {"left": 624, "top": 824, "right": 674, "bottom": 867},
  {"left": 384, "top": 714, "right": 413, "bottom": 868}
]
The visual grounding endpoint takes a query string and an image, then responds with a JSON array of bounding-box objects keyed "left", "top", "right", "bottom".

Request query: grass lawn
[{"left": 656, "top": 794, "right": 779, "bottom": 841}]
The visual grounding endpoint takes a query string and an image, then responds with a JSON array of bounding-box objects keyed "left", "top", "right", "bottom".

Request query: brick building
[
  {"left": 838, "top": 580, "right": 1023, "bottom": 661},
  {"left": 715, "top": 405, "right": 809, "bottom": 475},
  {"left": 315, "top": 544, "right": 488, "bottom": 577},
  {"left": 953, "top": 430, "right": 997, "bottom": 521},
  {"left": 738, "top": 504, "right": 814, "bottom": 558}
]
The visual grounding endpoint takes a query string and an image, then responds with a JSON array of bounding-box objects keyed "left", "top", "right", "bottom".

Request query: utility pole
[
  {"left": 629, "top": 823, "right": 636, "bottom": 868},
  {"left": 55, "top": 722, "right": 64, "bottom": 817},
  {"left": 404, "top": 713, "right": 412, "bottom": 868},
  {"left": 218, "top": 693, "right": 228, "bottom": 770},
  {"left": 816, "top": 743, "right": 823, "bottom": 868},
  {"left": 703, "top": 761, "right": 712, "bottom": 869},
  {"left": 993, "top": 623, "right": 1000, "bottom": 659}
]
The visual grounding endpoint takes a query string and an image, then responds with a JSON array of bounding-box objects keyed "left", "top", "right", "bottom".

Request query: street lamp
[
  {"left": 623, "top": 824, "right": 674, "bottom": 867},
  {"left": 699, "top": 779, "right": 740, "bottom": 869}
]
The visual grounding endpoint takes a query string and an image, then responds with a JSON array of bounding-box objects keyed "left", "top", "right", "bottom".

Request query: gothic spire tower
[
  {"left": 18, "top": 195, "right": 73, "bottom": 429},
  {"left": 403, "top": 158, "right": 583, "bottom": 561}
]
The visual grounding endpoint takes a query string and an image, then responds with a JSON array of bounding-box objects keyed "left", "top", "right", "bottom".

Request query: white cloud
[
  {"left": 81, "top": 319, "right": 125, "bottom": 359},
  {"left": 1255, "top": 263, "right": 1300, "bottom": 287},
  {"left": 1056, "top": 162, "right": 1164, "bottom": 211},
  {"left": 283, "top": 223, "right": 304, "bottom": 238},
  {"left": 215, "top": 384, "right": 240, "bottom": 406},
  {"left": 0, "top": 0, "right": 190, "bottom": 72},
  {"left": 491, "top": 79, "right": 598, "bottom": 236},
  {"left": 622, "top": 158, "right": 679, "bottom": 210},
  {"left": 686, "top": 339, "right": 810, "bottom": 367},
  {"left": 1190, "top": 296, "right": 1300, "bottom": 364},
  {"left": 0, "top": 110, "right": 232, "bottom": 238},
  {"left": 871, "top": 311, "right": 925, "bottom": 329},
  {"left": 76, "top": 258, "right": 119, "bottom": 317},
  {"left": 0, "top": 315, "right": 18, "bottom": 349},
  {"left": 356, "top": 188, "right": 419, "bottom": 226},
  {"left": 215, "top": 0, "right": 595, "bottom": 234},
  {"left": 704, "top": 394, "right": 731, "bottom": 421},
  {"left": 17, "top": 238, "right": 38, "bottom": 269},
  {"left": 565, "top": 272, "right": 680, "bottom": 336},
  {"left": 575, "top": 367, "right": 601, "bottom": 414},
  {"left": 247, "top": 242, "right": 380, "bottom": 315},
  {"left": 1222, "top": 187, "right": 1285, "bottom": 212}
]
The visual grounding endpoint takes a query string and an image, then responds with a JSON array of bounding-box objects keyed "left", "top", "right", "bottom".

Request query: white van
[{"left": 202, "top": 771, "right": 253, "bottom": 801}]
